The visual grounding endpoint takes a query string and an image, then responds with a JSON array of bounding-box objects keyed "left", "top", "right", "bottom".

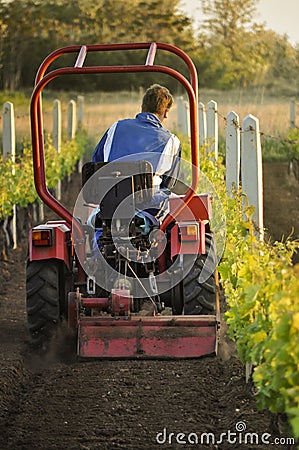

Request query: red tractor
[{"left": 26, "top": 42, "right": 220, "bottom": 358}]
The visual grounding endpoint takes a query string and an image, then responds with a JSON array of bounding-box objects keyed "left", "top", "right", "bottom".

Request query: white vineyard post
[
  {"left": 176, "top": 96, "right": 183, "bottom": 133},
  {"left": 241, "top": 114, "right": 264, "bottom": 240},
  {"left": 67, "top": 99, "right": 77, "bottom": 141},
  {"left": 3, "top": 101, "right": 17, "bottom": 249},
  {"left": 77, "top": 95, "right": 84, "bottom": 174},
  {"left": 290, "top": 98, "right": 296, "bottom": 128},
  {"left": 38, "top": 198, "right": 44, "bottom": 222},
  {"left": 184, "top": 100, "right": 190, "bottom": 139},
  {"left": 226, "top": 111, "right": 240, "bottom": 193},
  {"left": 77, "top": 95, "right": 84, "bottom": 129},
  {"left": 176, "top": 96, "right": 190, "bottom": 138},
  {"left": 3, "top": 102, "right": 15, "bottom": 160},
  {"left": 207, "top": 100, "right": 218, "bottom": 159},
  {"left": 67, "top": 99, "right": 77, "bottom": 183},
  {"left": 53, "top": 99, "right": 62, "bottom": 200},
  {"left": 199, "top": 102, "right": 207, "bottom": 147},
  {"left": 53, "top": 99, "right": 62, "bottom": 152}
]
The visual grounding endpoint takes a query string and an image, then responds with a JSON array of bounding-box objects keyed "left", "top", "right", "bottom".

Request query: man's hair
[{"left": 141, "top": 84, "right": 174, "bottom": 115}]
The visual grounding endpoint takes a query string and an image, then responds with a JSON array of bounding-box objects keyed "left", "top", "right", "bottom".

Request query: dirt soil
[{"left": 0, "top": 162, "right": 298, "bottom": 450}]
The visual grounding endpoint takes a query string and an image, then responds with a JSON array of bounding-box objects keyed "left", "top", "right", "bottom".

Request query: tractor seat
[{"left": 82, "top": 161, "right": 154, "bottom": 220}]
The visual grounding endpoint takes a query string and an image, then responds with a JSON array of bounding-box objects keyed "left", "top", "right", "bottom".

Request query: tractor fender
[
  {"left": 29, "top": 220, "right": 72, "bottom": 270},
  {"left": 169, "top": 193, "right": 213, "bottom": 222}
]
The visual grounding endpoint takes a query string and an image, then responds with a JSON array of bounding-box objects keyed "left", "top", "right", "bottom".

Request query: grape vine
[
  {"left": 0, "top": 131, "right": 87, "bottom": 219},
  {"left": 183, "top": 140, "right": 299, "bottom": 438}
]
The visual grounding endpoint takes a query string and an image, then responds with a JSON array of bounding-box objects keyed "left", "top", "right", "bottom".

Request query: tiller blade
[
  {"left": 78, "top": 316, "right": 218, "bottom": 358},
  {"left": 68, "top": 290, "right": 219, "bottom": 359}
]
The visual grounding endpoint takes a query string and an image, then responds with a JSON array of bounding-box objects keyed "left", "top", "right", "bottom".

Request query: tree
[
  {"left": 201, "top": 0, "right": 258, "bottom": 42},
  {"left": 0, "top": 0, "right": 39, "bottom": 89},
  {"left": 195, "top": 0, "right": 283, "bottom": 88}
]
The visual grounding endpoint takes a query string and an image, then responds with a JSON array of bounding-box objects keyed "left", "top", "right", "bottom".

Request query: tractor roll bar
[
  {"left": 30, "top": 42, "right": 200, "bottom": 238},
  {"left": 74, "top": 45, "right": 88, "bottom": 68},
  {"left": 145, "top": 43, "right": 157, "bottom": 66}
]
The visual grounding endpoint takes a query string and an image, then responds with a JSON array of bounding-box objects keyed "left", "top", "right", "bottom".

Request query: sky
[{"left": 180, "top": 0, "right": 299, "bottom": 45}]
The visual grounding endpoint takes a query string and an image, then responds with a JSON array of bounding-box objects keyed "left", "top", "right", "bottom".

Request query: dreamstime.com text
[{"left": 156, "top": 422, "right": 295, "bottom": 446}]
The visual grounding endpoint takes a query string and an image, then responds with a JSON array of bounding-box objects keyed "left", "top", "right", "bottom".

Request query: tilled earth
[{"left": 0, "top": 162, "right": 298, "bottom": 450}]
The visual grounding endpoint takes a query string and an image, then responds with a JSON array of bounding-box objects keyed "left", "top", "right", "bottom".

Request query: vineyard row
[{"left": 1, "top": 124, "right": 299, "bottom": 438}]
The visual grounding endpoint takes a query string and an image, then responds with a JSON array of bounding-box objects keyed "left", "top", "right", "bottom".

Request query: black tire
[
  {"left": 183, "top": 233, "right": 217, "bottom": 315},
  {"left": 26, "top": 260, "right": 61, "bottom": 347}
]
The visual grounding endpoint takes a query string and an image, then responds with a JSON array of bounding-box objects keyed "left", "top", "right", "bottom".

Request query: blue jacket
[{"left": 92, "top": 112, "right": 181, "bottom": 191}]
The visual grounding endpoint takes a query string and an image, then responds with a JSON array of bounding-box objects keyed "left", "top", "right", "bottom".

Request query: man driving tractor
[{"left": 90, "top": 84, "right": 181, "bottom": 229}]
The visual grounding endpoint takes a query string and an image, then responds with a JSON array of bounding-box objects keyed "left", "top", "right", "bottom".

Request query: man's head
[{"left": 141, "top": 84, "right": 174, "bottom": 123}]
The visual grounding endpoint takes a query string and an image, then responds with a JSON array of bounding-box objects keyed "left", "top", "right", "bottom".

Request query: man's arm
[
  {"left": 140, "top": 140, "right": 181, "bottom": 221},
  {"left": 160, "top": 142, "right": 181, "bottom": 190},
  {"left": 91, "top": 130, "right": 109, "bottom": 162}
]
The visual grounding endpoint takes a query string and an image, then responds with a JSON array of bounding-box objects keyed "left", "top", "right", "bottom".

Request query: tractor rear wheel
[
  {"left": 183, "top": 233, "right": 217, "bottom": 315},
  {"left": 26, "top": 260, "right": 61, "bottom": 348}
]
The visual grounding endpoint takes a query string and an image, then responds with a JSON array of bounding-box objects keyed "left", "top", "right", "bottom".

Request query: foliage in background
[
  {"left": 0, "top": 131, "right": 87, "bottom": 219},
  {"left": 0, "top": 0, "right": 298, "bottom": 92},
  {"left": 261, "top": 128, "right": 299, "bottom": 162},
  {"left": 196, "top": 0, "right": 299, "bottom": 90},
  {"left": 282, "top": 128, "right": 299, "bottom": 160},
  {"left": 0, "top": 0, "right": 194, "bottom": 92}
]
